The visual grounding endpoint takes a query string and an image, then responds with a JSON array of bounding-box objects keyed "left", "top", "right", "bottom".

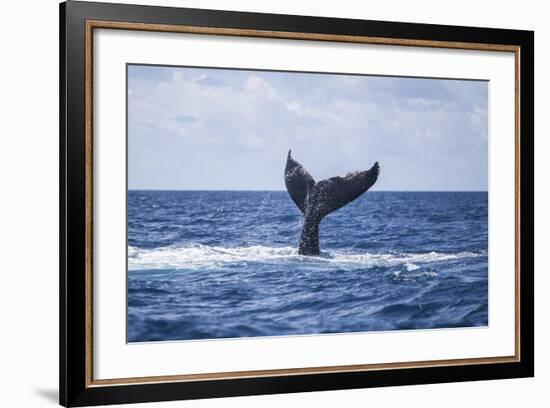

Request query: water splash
[{"left": 128, "top": 244, "right": 484, "bottom": 271}]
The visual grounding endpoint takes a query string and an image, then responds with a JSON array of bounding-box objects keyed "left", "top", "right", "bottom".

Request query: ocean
[{"left": 127, "top": 190, "right": 488, "bottom": 342}]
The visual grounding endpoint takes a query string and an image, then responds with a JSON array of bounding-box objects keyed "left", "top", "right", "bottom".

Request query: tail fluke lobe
[
  {"left": 311, "top": 161, "right": 380, "bottom": 218},
  {"left": 284, "top": 149, "right": 316, "bottom": 214}
]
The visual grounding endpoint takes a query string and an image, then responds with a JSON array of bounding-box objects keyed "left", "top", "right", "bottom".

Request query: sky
[{"left": 127, "top": 64, "right": 488, "bottom": 191}]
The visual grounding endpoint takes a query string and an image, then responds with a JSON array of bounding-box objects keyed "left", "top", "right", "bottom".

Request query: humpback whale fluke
[{"left": 284, "top": 149, "right": 380, "bottom": 256}]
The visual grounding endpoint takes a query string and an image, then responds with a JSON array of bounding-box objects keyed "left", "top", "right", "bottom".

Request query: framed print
[{"left": 59, "top": 1, "right": 534, "bottom": 406}]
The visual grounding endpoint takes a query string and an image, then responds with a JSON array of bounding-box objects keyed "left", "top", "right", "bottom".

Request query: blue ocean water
[{"left": 127, "top": 191, "right": 488, "bottom": 342}]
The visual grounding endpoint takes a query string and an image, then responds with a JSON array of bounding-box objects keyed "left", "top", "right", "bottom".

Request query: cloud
[{"left": 128, "top": 65, "right": 488, "bottom": 191}]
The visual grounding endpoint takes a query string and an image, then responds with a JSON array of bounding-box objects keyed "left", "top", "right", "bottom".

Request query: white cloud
[{"left": 128, "top": 66, "right": 488, "bottom": 191}]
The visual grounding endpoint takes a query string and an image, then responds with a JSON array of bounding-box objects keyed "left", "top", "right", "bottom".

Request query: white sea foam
[
  {"left": 405, "top": 262, "right": 420, "bottom": 272},
  {"left": 128, "top": 244, "right": 484, "bottom": 272}
]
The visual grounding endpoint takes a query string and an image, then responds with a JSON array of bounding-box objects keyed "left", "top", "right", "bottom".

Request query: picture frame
[{"left": 60, "top": 1, "right": 534, "bottom": 406}]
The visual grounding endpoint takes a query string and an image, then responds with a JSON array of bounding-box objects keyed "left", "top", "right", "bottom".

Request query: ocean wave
[{"left": 128, "top": 244, "right": 485, "bottom": 271}]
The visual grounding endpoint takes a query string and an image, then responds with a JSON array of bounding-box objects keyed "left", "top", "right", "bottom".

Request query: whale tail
[{"left": 284, "top": 149, "right": 380, "bottom": 255}]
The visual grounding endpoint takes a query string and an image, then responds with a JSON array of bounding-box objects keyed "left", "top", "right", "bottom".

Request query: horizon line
[{"left": 127, "top": 189, "right": 489, "bottom": 193}]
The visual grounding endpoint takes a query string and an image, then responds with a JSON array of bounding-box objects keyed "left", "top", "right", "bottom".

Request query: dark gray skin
[{"left": 284, "top": 150, "right": 380, "bottom": 256}]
